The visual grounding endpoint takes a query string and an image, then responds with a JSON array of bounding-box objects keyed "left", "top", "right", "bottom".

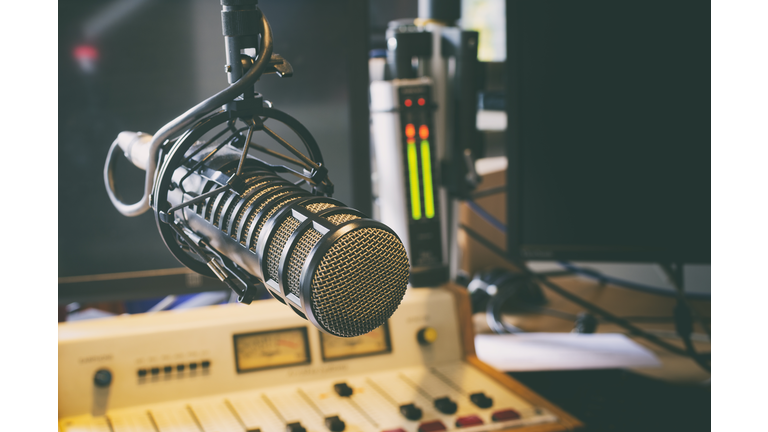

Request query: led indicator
[
  {"left": 421, "top": 140, "right": 435, "bottom": 219},
  {"left": 418, "top": 97, "right": 426, "bottom": 106},
  {"left": 407, "top": 139, "right": 422, "bottom": 220},
  {"left": 405, "top": 123, "right": 416, "bottom": 139},
  {"left": 419, "top": 125, "right": 429, "bottom": 140},
  {"left": 404, "top": 99, "right": 413, "bottom": 107}
]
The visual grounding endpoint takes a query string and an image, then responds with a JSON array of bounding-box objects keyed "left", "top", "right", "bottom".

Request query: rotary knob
[
  {"left": 417, "top": 327, "right": 438, "bottom": 345},
  {"left": 93, "top": 369, "right": 112, "bottom": 388}
]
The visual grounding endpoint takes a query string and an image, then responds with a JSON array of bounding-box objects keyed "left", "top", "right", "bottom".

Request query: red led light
[
  {"left": 405, "top": 123, "right": 416, "bottom": 139},
  {"left": 404, "top": 99, "right": 413, "bottom": 107},
  {"left": 73, "top": 44, "right": 99, "bottom": 60},
  {"left": 419, "top": 125, "right": 429, "bottom": 139},
  {"left": 418, "top": 98, "right": 426, "bottom": 106}
]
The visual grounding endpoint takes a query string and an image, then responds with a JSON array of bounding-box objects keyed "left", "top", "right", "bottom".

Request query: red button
[
  {"left": 491, "top": 409, "right": 521, "bottom": 422},
  {"left": 455, "top": 415, "right": 484, "bottom": 428},
  {"left": 418, "top": 420, "right": 447, "bottom": 432}
]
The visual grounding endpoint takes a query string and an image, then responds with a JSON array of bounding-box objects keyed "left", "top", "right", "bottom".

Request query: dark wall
[{"left": 59, "top": 0, "right": 370, "bottom": 279}]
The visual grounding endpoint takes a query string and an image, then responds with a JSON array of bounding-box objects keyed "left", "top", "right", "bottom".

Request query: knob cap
[
  {"left": 334, "top": 382, "right": 353, "bottom": 397},
  {"left": 434, "top": 396, "right": 457, "bottom": 414},
  {"left": 399, "top": 403, "right": 423, "bottom": 420},
  {"left": 93, "top": 369, "right": 112, "bottom": 387},
  {"left": 325, "top": 416, "right": 346, "bottom": 432},
  {"left": 470, "top": 392, "right": 493, "bottom": 408},
  {"left": 417, "top": 327, "right": 438, "bottom": 345}
]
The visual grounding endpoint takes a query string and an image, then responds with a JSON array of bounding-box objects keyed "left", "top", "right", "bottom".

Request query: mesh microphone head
[
  {"left": 187, "top": 167, "right": 410, "bottom": 337},
  {"left": 257, "top": 197, "right": 410, "bottom": 337}
]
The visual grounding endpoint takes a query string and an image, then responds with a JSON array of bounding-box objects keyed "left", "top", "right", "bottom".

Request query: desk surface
[
  {"left": 472, "top": 275, "right": 711, "bottom": 432},
  {"left": 472, "top": 275, "right": 711, "bottom": 384}
]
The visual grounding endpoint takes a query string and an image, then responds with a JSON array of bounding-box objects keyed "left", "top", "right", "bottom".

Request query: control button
[
  {"left": 189, "top": 362, "right": 198, "bottom": 370},
  {"left": 455, "top": 415, "right": 484, "bottom": 428},
  {"left": 491, "top": 409, "right": 521, "bottom": 422},
  {"left": 334, "top": 382, "right": 353, "bottom": 397},
  {"left": 150, "top": 367, "right": 160, "bottom": 375},
  {"left": 93, "top": 369, "right": 112, "bottom": 387},
  {"left": 417, "top": 327, "right": 438, "bottom": 345},
  {"left": 418, "top": 420, "right": 447, "bottom": 432},
  {"left": 163, "top": 365, "right": 172, "bottom": 374},
  {"left": 137, "top": 368, "right": 147, "bottom": 378},
  {"left": 325, "top": 416, "right": 346, "bottom": 432},
  {"left": 176, "top": 364, "right": 185, "bottom": 372},
  {"left": 247, "top": 429, "right": 261, "bottom": 432},
  {"left": 201, "top": 360, "right": 211, "bottom": 368},
  {"left": 399, "top": 403, "right": 423, "bottom": 421},
  {"left": 470, "top": 392, "right": 494, "bottom": 409},
  {"left": 286, "top": 422, "right": 306, "bottom": 432},
  {"left": 433, "top": 396, "right": 457, "bottom": 414}
]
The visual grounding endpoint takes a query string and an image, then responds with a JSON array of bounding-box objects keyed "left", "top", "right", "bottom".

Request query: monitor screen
[{"left": 505, "top": 1, "right": 710, "bottom": 263}]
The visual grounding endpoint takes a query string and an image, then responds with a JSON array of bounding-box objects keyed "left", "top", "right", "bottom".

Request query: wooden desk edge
[{"left": 445, "top": 283, "right": 585, "bottom": 432}]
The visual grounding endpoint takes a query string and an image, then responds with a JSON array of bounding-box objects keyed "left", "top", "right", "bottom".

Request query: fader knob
[
  {"left": 325, "top": 416, "right": 346, "bottom": 432},
  {"left": 399, "top": 403, "right": 423, "bottom": 421},
  {"left": 470, "top": 392, "right": 494, "bottom": 408},
  {"left": 417, "top": 327, "right": 438, "bottom": 345},
  {"left": 334, "top": 382, "right": 353, "bottom": 397},
  {"left": 286, "top": 422, "right": 306, "bottom": 432},
  {"left": 434, "top": 396, "right": 457, "bottom": 414}
]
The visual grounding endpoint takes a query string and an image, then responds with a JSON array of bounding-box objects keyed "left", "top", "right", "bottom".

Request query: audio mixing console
[{"left": 58, "top": 287, "right": 581, "bottom": 431}]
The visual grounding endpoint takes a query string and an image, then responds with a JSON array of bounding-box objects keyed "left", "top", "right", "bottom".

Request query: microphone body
[
  {"left": 105, "top": 3, "right": 409, "bottom": 338},
  {"left": 159, "top": 135, "right": 410, "bottom": 338}
]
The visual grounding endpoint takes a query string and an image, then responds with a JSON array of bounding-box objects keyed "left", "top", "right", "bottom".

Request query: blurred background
[{"left": 59, "top": 0, "right": 415, "bottom": 309}]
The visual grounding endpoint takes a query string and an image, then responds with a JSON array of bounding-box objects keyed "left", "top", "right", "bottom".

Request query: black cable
[
  {"left": 459, "top": 223, "right": 710, "bottom": 361},
  {"left": 660, "top": 263, "right": 711, "bottom": 372}
]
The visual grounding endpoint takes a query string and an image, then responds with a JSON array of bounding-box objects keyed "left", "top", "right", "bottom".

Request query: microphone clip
[{"left": 307, "top": 164, "right": 334, "bottom": 195}]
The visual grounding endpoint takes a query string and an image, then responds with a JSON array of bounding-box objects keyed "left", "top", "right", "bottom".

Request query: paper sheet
[{"left": 474, "top": 332, "right": 661, "bottom": 372}]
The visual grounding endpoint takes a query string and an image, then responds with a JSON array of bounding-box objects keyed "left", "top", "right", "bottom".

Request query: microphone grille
[{"left": 309, "top": 227, "right": 409, "bottom": 337}]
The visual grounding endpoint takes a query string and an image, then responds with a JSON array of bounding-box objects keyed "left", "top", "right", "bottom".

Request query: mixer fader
[{"left": 59, "top": 286, "right": 581, "bottom": 431}]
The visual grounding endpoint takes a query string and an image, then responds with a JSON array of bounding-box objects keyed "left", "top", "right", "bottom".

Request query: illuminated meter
[{"left": 370, "top": 77, "right": 447, "bottom": 286}]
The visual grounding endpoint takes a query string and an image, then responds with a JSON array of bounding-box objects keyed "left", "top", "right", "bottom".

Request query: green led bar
[
  {"left": 407, "top": 139, "right": 422, "bottom": 220},
  {"left": 421, "top": 140, "right": 435, "bottom": 219}
]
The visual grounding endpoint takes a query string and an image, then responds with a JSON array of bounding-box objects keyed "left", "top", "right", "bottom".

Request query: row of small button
[{"left": 137, "top": 360, "right": 211, "bottom": 377}]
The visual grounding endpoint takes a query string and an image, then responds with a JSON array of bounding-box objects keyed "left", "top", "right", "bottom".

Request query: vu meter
[
  {"left": 370, "top": 77, "right": 448, "bottom": 287},
  {"left": 234, "top": 327, "right": 311, "bottom": 372},
  {"left": 320, "top": 323, "right": 392, "bottom": 361}
]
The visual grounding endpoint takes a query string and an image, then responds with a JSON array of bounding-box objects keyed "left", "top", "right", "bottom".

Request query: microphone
[
  {"left": 103, "top": 2, "right": 411, "bottom": 337},
  {"left": 165, "top": 134, "right": 410, "bottom": 338}
]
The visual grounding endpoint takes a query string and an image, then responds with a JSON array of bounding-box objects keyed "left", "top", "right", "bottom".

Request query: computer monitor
[{"left": 504, "top": 0, "right": 710, "bottom": 263}]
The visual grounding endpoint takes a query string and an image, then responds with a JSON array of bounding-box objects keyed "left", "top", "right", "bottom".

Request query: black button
[
  {"left": 399, "top": 403, "right": 423, "bottom": 421},
  {"left": 177, "top": 364, "right": 185, "bottom": 372},
  {"left": 138, "top": 369, "right": 147, "bottom": 378},
  {"left": 325, "top": 416, "right": 346, "bottom": 432},
  {"left": 201, "top": 360, "right": 211, "bottom": 368},
  {"left": 151, "top": 367, "right": 160, "bottom": 375},
  {"left": 334, "top": 382, "right": 353, "bottom": 397},
  {"left": 93, "top": 369, "right": 112, "bottom": 387},
  {"left": 163, "top": 365, "right": 172, "bottom": 374},
  {"left": 434, "top": 396, "right": 457, "bottom": 414},
  {"left": 286, "top": 422, "right": 306, "bottom": 432},
  {"left": 189, "top": 362, "right": 198, "bottom": 370},
  {"left": 247, "top": 429, "right": 261, "bottom": 432},
  {"left": 470, "top": 392, "right": 493, "bottom": 409}
]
